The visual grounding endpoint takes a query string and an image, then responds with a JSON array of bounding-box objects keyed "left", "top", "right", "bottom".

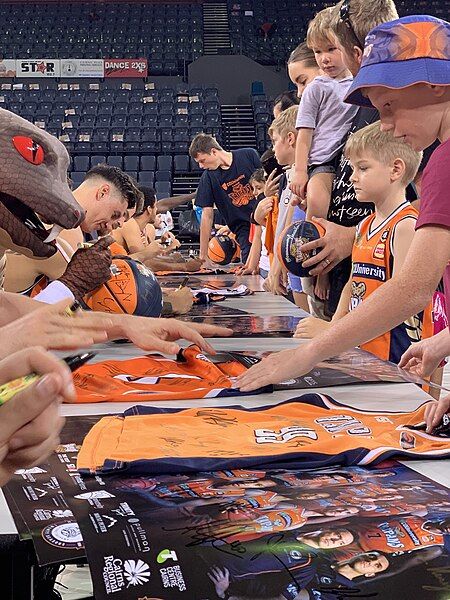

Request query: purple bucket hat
[{"left": 345, "top": 15, "right": 450, "bottom": 107}]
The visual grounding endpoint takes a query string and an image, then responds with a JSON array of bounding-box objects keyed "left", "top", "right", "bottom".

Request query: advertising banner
[
  {"left": 16, "top": 59, "right": 61, "bottom": 77},
  {"left": 104, "top": 58, "right": 148, "bottom": 78},
  {"left": 60, "top": 58, "right": 104, "bottom": 78},
  {"left": 0, "top": 59, "right": 17, "bottom": 77}
]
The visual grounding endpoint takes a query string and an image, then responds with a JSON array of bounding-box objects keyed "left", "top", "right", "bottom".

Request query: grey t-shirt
[{"left": 296, "top": 75, "right": 357, "bottom": 166}]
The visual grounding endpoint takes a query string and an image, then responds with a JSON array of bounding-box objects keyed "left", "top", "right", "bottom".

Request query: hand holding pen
[{"left": 0, "top": 347, "right": 83, "bottom": 486}]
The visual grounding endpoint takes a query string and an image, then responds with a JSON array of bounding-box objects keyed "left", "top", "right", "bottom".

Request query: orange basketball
[
  {"left": 85, "top": 257, "right": 162, "bottom": 317},
  {"left": 207, "top": 234, "right": 237, "bottom": 265}
]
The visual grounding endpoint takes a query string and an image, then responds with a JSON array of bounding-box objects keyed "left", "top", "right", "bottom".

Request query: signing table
[{"left": 0, "top": 274, "right": 449, "bottom": 599}]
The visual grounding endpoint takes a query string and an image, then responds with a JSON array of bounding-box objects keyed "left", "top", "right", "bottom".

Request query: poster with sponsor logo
[
  {"left": 56, "top": 439, "right": 450, "bottom": 600},
  {"left": 104, "top": 59, "right": 148, "bottom": 78},
  {"left": 60, "top": 58, "right": 104, "bottom": 78},
  {"left": 16, "top": 59, "right": 61, "bottom": 77},
  {"left": 3, "top": 416, "right": 99, "bottom": 564},
  {"left": 5, "top": 416, "right": 450, "bottom": 597}
]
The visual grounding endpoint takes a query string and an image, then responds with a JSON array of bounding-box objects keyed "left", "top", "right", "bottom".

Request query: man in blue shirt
[{"left": 189, "top": 134, "right": 261, "bottom": 264}]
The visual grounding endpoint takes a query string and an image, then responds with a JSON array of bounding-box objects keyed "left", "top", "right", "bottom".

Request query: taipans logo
[
  {"left": 12, "top": 136, "right": 44, "bottom": 165},
  {"left": 124, "top": 559, "right": 151, "bottom": 586},
  {"left": 42, "top": 521, "right": 83, "bottom": 549},
  {"left": 157, "top": 549, "right": 178, "bottom": 564}
]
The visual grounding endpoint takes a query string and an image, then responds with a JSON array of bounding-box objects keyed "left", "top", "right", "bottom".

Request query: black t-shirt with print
[
  {"left": 196, "top": 148, "right": 261, "bottom": 235},
  {"left": 328, "top": 107, "right": 378, "bottom": 227}
]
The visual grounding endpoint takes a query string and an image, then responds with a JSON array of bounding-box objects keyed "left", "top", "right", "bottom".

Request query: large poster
[
  {"left": 60, "top": 58, "right": 104, "bottom": 78},
  {"left": 5, "top": 416, "right": 450, "bottom": 599},
  {"left": 16, "top": 59, "right": 61, "bottom": 77},
  {"left": 54, "top": 433, "right": 450, "bottom": 600},
  {"left": 104, "top": 59, "right": 148, "bottom": 78}
]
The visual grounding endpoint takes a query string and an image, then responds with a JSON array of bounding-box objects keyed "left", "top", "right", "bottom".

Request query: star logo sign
[{"left": 36, "top": 61, "right": 47, "bottom": 74}]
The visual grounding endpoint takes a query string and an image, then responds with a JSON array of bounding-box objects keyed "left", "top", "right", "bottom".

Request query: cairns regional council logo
[
  {"left": 103, "top": 556, "right": 151, "bottom": 593},
  {"left": 42, "top": 521, "right": 83, "bottom": 549}
]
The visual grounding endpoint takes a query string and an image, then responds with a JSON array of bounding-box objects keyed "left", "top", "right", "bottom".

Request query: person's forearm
[
  {"left": 142, "top": 257, "right": 188, "bottom": 272},
  {"left": 200, "top": 211, "right": 214, "bottom": 260},
  {"left": 294, "top": 129, "right": 312, "bottom": 174},
  {"left": 305, "top": 272, "right": 434, "bottom": 366},
  {"left": 0, "top": 291, "right": 40, "bottom": 325},
  {"left": 157, "top": 192, "right": 196, "bottom": 213},
  {"left": 331, "top": 279, "right": 352, "bottom": 322}
]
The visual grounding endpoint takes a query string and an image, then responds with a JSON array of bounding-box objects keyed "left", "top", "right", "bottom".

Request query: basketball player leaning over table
[{"left": 189, "top": 133, "right": 261, "bottom": 266}]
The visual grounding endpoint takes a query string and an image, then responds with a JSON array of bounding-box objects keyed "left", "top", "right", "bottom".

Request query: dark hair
[
  {"left": 288, "top": 41, "right": 317, "bottom": 67},
  {"left": 135, "top": 186, "right": 157, "bottom": 215},
  {"left": 189, "top": 133, "right": 223, "bottom": 158},
  {"left": 273, "top": 90, "right": 300, "bottom": 112},
  {"left": 249, "top": 168, "right": 266, "bottom": 185},
  {"left": 85, "top": 164, "right": 143, "bottom": 210}
]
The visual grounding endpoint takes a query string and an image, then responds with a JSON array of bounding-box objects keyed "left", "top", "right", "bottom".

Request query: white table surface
[{"left": 1, "top": 275, "right": 448, "bottom": 535}]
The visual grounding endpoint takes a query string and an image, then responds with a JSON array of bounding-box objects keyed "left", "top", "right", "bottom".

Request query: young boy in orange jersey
[{"left": 294, "top": 121, "right": 432, "bottom": 365}]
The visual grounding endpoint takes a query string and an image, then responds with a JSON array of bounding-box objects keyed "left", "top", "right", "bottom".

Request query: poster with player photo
[
  {"left": 53, "top": 438, "right": 450, "bottom": 600},
  {"left": 181, "top": 314, "right": 303, "bottom": 335}
]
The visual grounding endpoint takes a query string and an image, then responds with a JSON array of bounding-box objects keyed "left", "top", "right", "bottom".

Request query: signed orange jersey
[
  {"left": 77, "top": 393, "right": 450, "bottom": 475},
  {"left": 73, "top": 346, "right": 266, "bottom": 403}
]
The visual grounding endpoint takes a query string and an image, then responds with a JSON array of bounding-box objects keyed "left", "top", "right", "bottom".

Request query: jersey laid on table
[
  {"left": 77, "top": 393, "right": 450, "bottom": 475},
  {"left": 72, "top": 345, "right": 269, "bottom": 403},
  {"left": 350, "top": 201, "right": 433, "bottom": 363}
]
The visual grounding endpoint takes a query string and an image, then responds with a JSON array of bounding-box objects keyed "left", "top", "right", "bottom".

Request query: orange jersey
[
  {"left": 351, "top": 202, "right": 433, "bottom": 363},
  {"left": 358, "top": 517, "right": 443, "bottom": 554},
  {"left": 263, "top": 196, "right": 279, "bottom": 264},
  {"left": 77, "top": 393, "right": 450, "bottom": 475},
  {"left": 153, "top": 479, "right": 246, "bottom": 500},
  {"left": 72, "top": 345, "right": 266, "bottom": 403},
  {"left": 231, "top": 491, "right": 281, "bottom": 510},
  {"left": 275, "top": 471, "right": 366, "bottom": 488},
  {"left": 232, "top": 507, "right": 307, "bottom": 533}
]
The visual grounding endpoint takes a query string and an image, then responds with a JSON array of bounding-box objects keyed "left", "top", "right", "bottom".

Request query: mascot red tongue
[{"left": 0, "top": 108, "right": 85, "bottom": 286}]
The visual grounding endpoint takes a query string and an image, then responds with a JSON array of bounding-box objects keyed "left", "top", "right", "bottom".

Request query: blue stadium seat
[
  {"left": 73, "top": 156, "right": 90, "bottom": 172},
  {"left": 155, "top": 170, "right": 171, "bottom": 182},
  {"left": 157, "top": 156, "right": 172, "bottom": 171},
  {"left": 138, "top": 172, "right": 154, "bottom": 186},
  {"left": 155, "top": 181, "right": 171, "bottom": 196},
  {"left": 71, "top": 172, "right": 86, "bottom": 188},
  {"left": 140, "top": 155, "right": 156, "bottom": 171},
  {"left": 106, "top": 156, "right": 123, "bottom": 169},
  {"left": 124, "top": 156, "right": 139, "bottom": 172},
  {"left": 90, "top": 155, "right": 106, "bottom": 167},
  {"left": 174, "top": 155, "right": 190, "bottom": 173}
]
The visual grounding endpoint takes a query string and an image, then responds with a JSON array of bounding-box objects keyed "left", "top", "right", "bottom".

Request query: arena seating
[
  {"left": 0, "top": 80, "right": 222, "bottom": 192},
  {"left": 228, "top": 0, "right": 447, "bottom": 67},
  {"left": 0, "top": 2, "right": 203, "bottom": 76}
]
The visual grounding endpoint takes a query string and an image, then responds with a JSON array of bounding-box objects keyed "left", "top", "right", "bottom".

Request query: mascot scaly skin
[{"left": 0, "top": 108, "right": 84, "bottom": 263}]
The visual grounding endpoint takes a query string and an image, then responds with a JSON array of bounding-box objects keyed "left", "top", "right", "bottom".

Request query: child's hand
[
  {"left": 425, "top": 395, "right": 450, "bottom": 433},
  {"left": 294, "top": 316, "right": 331, "bottom": 339},
  {"left": 314, "top": 272, "right": 330, "bottom": 300},
  {"left": 254, "top": 197, "right": 274, "bottom": 225},
  {"left": 290, "top": 170, "right": 309, "bottom": 199},
  {"left": 264, "top": 169, "right": 283, "bottom": 198}
]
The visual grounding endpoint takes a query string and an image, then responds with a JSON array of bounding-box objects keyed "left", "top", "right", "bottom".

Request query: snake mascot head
[{"left": 0, "top": 108, "right": 84, "bottom": 260}]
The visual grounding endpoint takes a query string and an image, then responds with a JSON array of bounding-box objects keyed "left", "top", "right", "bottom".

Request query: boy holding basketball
[{"left": 294, "top": 121, "right": 433, "bottom": 365}]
